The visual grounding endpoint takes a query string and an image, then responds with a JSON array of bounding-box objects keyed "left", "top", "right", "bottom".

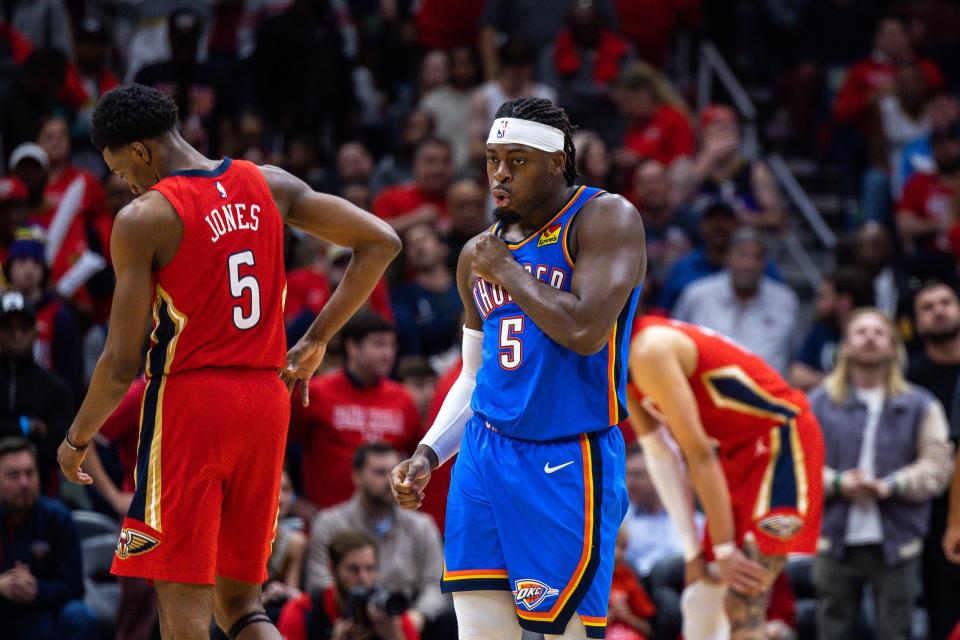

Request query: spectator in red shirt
[
  {"left": 542, "top": 0, "right": 632, "bottom": 145},
  {"left": 613, "top": 0, "right": 700, "bottom": 69},
  {"left": 37, "top": 115, "right": 112, "bottom": 262},
  {"left": 607, "top": 527, "right": 656, "bottom": 640},
  {"left": 899, "top": 124, "right": 960, "bottom": 255},
  {"left": 833, "top": 16, "right": 945, "bottom": 129},
  {"left": 613, "top": 62, "right": 694, "bottom": 177},
  {"left": 286, "top": 235, "right": 333, "bottom": 325},
  {"left": 278, "top": 531, "right": 421, "bottom": 640},
  {"left": 290, "top": 312, "right": 421, "bottom": 509},
  {"left": 10, "top": 141, "right": 104, "bottom": 315},
  {"left": 373, "top": 138, "right": 454, "bottom": 234}
]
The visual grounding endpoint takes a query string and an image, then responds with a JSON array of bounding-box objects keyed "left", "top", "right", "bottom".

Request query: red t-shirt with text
[{"left": 290, "top": 369, "right": 421, "bottom": 507}]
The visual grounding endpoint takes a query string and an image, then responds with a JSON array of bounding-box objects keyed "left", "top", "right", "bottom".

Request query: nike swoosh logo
[{"left": 544, "top": 461, "right": 574, "bottom": 474}]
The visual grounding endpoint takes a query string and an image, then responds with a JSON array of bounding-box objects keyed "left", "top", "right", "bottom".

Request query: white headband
[{"left": 487, "top": 117, "right": 564, "bottom": 152}]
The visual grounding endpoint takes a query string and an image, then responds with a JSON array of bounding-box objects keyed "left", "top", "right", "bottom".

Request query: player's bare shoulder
[
  {"left": 571, "top": 191, "right": 646, "bottom": 283},
  {"left": 254, "top": 163, "right": 305, "bottom": 219},
  {"left": 112, "top": 191, "right": 183, "bottom": 267},
  {"left": 579, "top": 191, "right": 645, "bottom": 242}
]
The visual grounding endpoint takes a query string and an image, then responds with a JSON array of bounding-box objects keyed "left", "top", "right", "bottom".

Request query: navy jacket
[{"left": 0, "top": 496, "right": 85, "bottom": 621}]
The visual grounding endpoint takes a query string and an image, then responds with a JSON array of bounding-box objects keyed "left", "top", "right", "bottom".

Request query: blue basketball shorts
[{"left": 441, "top": 416, "right": 628, "bottom": 638}]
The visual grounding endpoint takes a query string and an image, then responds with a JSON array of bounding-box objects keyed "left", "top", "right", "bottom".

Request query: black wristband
[{"left": 64, "top": 434, "right": 89, "bottom": 453}]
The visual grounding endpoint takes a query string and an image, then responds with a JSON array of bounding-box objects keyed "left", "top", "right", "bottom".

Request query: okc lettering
[
  {"left": 515, "top": 586, "right": 543, "bottom": 601},
  {"left": 206, "top": 203, "right": 261, "bottom": 243},
  {"left": 473, "top": 264, "right": 566, "bottom": 319}
]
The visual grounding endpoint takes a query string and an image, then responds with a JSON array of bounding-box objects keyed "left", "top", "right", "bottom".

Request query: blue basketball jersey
[{"left": 471, "top": 186, "right": 642, "bottom": 441}]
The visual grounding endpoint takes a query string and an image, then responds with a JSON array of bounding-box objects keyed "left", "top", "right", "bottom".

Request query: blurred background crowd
[{"left": 3, "top": 0, "right": 960, "bottom": 639}]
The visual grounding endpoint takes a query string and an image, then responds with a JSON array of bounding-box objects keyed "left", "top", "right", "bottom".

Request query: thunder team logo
[
  {"left": 115, "top": 528, "right": 160, "bottom": 559},
  {"left": 514, "top": 579, "right": 559, "bottom": 611}
]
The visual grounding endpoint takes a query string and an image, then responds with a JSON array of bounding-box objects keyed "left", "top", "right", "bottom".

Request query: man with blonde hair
[{"left": 809, "top": 308, "right": 954, "bottom": 640}]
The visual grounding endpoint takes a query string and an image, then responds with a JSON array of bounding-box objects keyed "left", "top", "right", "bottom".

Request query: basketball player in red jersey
[
  {"left": 628, "top": 316, "right": 823, "bottom": 640},
  {"left": 55, "top": 85, "right": 401, "bottom": 640}
]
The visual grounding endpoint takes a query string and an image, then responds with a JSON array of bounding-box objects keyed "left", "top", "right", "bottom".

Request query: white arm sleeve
[
  {"left": 420, "top": 327, "right": 483, "bottom": 466},
  {"left": 639, "top": 425, "right": 702, "bottom": 561}
]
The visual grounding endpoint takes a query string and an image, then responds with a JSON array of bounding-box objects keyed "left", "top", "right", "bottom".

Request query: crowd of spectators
[{"left": 4, "top": 1, "right": 960, "bottom": 639}]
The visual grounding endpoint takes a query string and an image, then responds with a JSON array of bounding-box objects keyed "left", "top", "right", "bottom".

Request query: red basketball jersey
[
  {"left": 148, "top": 158, "right": 286, "bottom": 376},
  {"left": 632, "top": 316, "right": 810, "bottom": 448}
]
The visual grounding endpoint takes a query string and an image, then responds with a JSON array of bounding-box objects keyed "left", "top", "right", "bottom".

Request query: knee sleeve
[
  {"left": 681, "top": 580, "right": 730, "bottom": 640},
  {"left": 453, "top": 591, "right": 522, "bottom": 640},
  {"left": 543, "top": 613, "right": 588, "bottom": 640}
]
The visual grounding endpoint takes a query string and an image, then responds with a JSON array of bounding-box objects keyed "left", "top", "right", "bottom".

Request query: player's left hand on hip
[
  {"left": 471, "top": 233, "right": 514, "bottom": 284},
  {"left": 281, "top": 337, "right": 327, "bottom": 406},
  {"left": 57, "top": 439, "right": 92, "bottom": 485}
]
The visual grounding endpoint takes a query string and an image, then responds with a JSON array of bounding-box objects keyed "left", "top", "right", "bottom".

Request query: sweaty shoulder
[
  {"left": 113, "top": 191, "right": 182, "bottom": 267},
  {"left": 255, "top": 163, "right": 303, "bottom": 219},
  {"left": 577, "top": 192, "right": 644, "bottom": 240},
  {"left": 571, "top": 192, "right": 645, "bottom": 277}
]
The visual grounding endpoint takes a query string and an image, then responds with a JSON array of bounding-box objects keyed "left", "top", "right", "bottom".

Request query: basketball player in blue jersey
[{"left": 391, "top": 98, "right": 646, "bottom": 639}]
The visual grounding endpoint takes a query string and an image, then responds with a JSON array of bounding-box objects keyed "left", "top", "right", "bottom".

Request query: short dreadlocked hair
[
  {"left": 494, "top": 98, "right": 579, "bottom": 186},
  {"left": 90, "top": 84, "right": 179, "bottom": 152}
]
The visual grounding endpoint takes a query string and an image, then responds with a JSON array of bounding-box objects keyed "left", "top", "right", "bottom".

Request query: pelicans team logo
[
  {"left": 514, "top": 579, "right": 559, "bottom": 611},
  {"left": 216, "top": 181, "right": 228, "bottom": 199},
  {"left": 537, "top": 223, "right": 562, "bottom": 247},
  {"left": 115, "top": 528, "right": 160, "bottom": 559},
  {"left": 758, "top": 513, "right": 804, "bottom": 540}
]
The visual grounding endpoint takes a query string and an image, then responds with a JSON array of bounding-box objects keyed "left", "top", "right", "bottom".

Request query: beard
[
  {"left": 363, "top": 489, "right": 394, "bottom": 510},
  {"left": 493, "top": 207, "right": 521, "bottom": 226},
  {"left": 919, "top": 322, "right": 960, "bottom": 344}
]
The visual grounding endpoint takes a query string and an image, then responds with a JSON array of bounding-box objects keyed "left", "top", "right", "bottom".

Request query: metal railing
[
  {"left": 697, "top": 40, "right": 759, "bottom": 161},
  {"left": 767, "top": 154, "right": 838, "bottom": 250},
  {"left": 695, "top": 39, "right": 836, "bottom": 288}
]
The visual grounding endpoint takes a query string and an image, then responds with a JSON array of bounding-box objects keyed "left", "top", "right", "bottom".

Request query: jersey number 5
[
  {"left": 228, "top": 250, "right": 261, "bottom": 330},
  {"left": 499, "top": 317, "right": 524, "bottom": 370}
]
